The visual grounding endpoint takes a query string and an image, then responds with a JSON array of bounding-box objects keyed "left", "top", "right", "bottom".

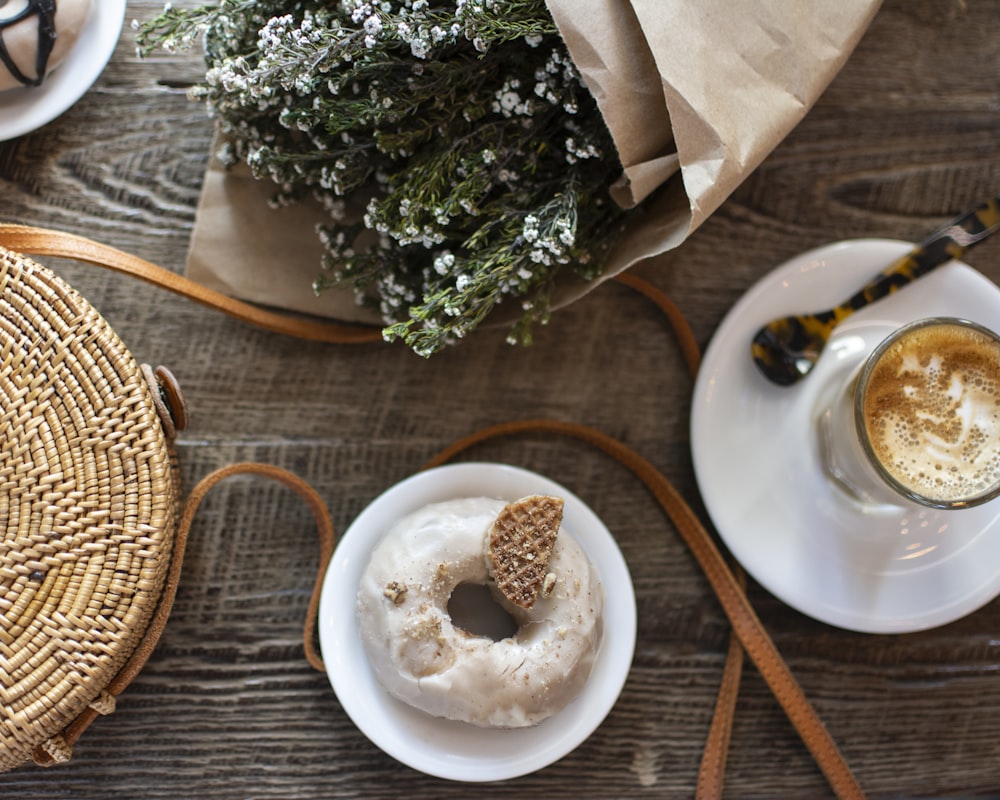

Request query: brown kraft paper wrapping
[{"left": 186, "top": 0, "right": 881, "bottom": 324}]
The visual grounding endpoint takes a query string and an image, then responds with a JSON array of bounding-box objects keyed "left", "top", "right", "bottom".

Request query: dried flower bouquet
[{"left": 138, "top": 0, "right": 627, "bottom": 355}]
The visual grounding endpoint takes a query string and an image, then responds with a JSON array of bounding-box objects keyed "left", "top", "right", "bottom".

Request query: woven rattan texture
[{"left": 0, "top": 247, "right": 177, "bottom": 771}]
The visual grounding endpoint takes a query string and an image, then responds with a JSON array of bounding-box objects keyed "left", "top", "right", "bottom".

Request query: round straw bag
[
  {"left": 0, "top": 245, "right": 184, "bottom": 770},
  {"left": 0, "top": 227, "right": 348, "bottom": 773}
]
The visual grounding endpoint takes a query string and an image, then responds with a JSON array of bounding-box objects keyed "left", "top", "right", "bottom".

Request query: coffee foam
[{"left": 861, "top": 323, "right": 1000, "bottom": 503}]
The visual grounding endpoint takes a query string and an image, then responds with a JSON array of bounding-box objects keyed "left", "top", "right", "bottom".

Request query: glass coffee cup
[{"left": 818, "top": 317, "right": 1000, "bottom": 510}]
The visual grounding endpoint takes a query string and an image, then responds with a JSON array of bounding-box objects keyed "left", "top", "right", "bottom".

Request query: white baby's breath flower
[{"left": 433, "top": 251, "right": 455, "bottom": 275}]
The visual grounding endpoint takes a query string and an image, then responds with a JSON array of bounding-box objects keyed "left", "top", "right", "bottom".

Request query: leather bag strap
[
  {"left": 602, "top": 272, "right": 746, "bottom": 798},
  {"left": 0, "top": 224, "right": 382, "bottom": 344},
  {"left": 4, "top": 224, "right": 864, "bottom": 797}
]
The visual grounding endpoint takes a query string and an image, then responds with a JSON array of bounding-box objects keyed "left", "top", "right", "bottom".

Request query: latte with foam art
[{"left": 859, "top": 319, "right": 1000, "bottom": 506}]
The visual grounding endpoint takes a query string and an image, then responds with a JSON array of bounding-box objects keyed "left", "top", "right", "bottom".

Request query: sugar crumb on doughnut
[
  {"left": 0, "top": 0, "right": 93, "bottom": 92},
  {"left": 383, "top": 581, "right": 407, "bottom": 605},
  {"left": 357, "top": 496, "right": 603, "bottom": 728},
  {"left": 487, "top": 494, "right": 564, "bottom": 609}
]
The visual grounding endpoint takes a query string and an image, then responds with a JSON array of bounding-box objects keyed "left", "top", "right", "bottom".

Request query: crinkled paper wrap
[{"left": 187, "top": 0, "right": 881, "bottom": 324}]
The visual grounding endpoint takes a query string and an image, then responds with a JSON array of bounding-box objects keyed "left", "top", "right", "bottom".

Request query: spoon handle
[
  {"left": 835, "top": 195, "right": 1000, "bottom": 315},
  {"left": 750, "top": 197, "right": 1000, "bottom": 387}
]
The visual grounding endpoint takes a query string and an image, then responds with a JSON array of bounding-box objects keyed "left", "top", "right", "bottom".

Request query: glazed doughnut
[
  {"left": 357, "top": 496, "right": 604, "bottom": 728},
  {"left": 0, "top": 0, "right": 93, "bottom": 92}
]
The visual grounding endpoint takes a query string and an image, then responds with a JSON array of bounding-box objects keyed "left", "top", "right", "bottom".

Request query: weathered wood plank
[{"left": 2, "top": 1, "right": 999, "bottom": 797}]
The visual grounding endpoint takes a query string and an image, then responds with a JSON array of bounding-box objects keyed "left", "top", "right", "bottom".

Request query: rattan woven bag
[
  {"left": 0, "top": 231, "right": 351, "bottom": 772},
  {"left": 0, "top": 244, "right": 185, "bottom": 770}
]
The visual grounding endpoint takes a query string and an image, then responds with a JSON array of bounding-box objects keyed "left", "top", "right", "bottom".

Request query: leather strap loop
[{"left": 4, "top": 225, "right": 864, "bottom": 797}]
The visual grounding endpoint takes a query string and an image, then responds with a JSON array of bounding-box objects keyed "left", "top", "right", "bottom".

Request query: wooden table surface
[{"left": 2, "top": 1, "right": 1000, "bottom": 797}]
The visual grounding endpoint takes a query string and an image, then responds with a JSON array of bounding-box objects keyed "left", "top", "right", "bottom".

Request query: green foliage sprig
[{"left": 138, "top": 0, "right": 625, "bottom": 355}]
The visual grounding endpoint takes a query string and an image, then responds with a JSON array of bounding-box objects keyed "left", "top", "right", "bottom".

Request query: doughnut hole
[{"left": 448, "top": 582, "right": 518, "bottom": 641}]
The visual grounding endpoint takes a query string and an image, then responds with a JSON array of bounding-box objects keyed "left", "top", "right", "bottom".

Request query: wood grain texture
[{"left": 2, "top": 1, "right": 1000, "bottom": 797}]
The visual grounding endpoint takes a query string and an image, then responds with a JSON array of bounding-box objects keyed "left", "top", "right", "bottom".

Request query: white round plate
[
  {"left": 0, "top": 0, "right": 126, "bottom": 142},
  {"left": 318, "top": 462, "right": 636, "bottom": 782},
  {"left": 691, "top": 239, "right": 1000, "bottom": 634}
]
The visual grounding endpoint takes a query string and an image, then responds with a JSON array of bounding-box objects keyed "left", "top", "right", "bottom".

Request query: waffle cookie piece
[{"left": 487, "top": 494, "right": 565, "bottom": 608}]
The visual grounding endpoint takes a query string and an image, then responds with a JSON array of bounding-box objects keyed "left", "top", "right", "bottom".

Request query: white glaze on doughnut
[
  {"left": 0, "top": 0, "right": 92, "bottom": 91},
  {"left": 357, "top": 497, "right": 604, "bottom": 728}
]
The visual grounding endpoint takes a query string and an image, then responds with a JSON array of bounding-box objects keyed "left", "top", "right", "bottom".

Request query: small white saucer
[
  {"left": 318, "top": 462, "right": 636, "bottom": 782},
  {"left": 0, "top": 1, "right": 126, "bottom": 142},
  {"left": 691, "top": 239, "right": 1000, "bottom": 634}
]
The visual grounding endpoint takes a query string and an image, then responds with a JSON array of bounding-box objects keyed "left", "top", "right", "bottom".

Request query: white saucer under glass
[{"left": 691, "top": 239, "right": 1000, "bottom": 634}]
